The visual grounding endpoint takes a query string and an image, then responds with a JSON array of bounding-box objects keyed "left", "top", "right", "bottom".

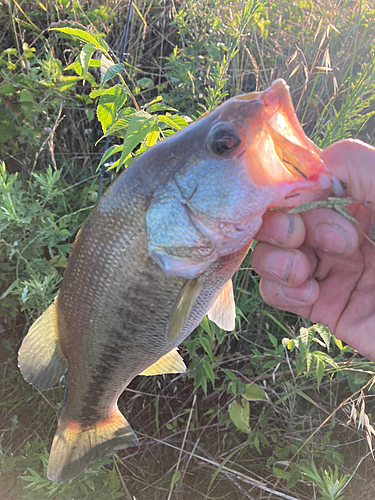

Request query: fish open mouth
[{"left": 236, "top": 79, "right": 330, "bottom": 194}]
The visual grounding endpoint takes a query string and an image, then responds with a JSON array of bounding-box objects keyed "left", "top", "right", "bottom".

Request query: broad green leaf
[
  {"left": 136, "top": 77, "right": 154, "bottom": 89},
  {"left": 64, "top": 59, "right": 82, "bottom": 75},
  {"left": 51, "top": 27, "right": 108, "bottom": 52},
  {"left": 100, "top": 54, "right": 114, "bottom": 81},
  {"left": 102, "top": 117, "right": 134, "bottom": 138},
  {"left": 146, "top": 124, "right": 160, "bottom": 147},
  {"left": 286, "top": 469, "right": 301, "bottom": 489},
  {"left": 333, "top": 336, "right": 344, "bottom": 350},
  {"left": 90, "top": 87, "right": 117, "bottom": 99},
  {"left": 115, "top": 111, "right": 155, "bottom": 168},
  {"left": 243, "top": 383, "right": 266, "bottom": 401},
  {"left": 283, "top": 338, "right": 295, "bottom": 351},
  {"left": 229, "top": 400, "right": 251, "bottom": 434},
  {"left": 147, "top": 102, "right": 178, "bottom": 113},
  {"left": 0, "top": 83, "right": 17, "bottom": 95},
  {"left": 101, "top": 63, "right": 125, "bottom": 86},
  {"left": 98, "top": 144, "right": 124, "bottom": 169},
  {"left": 158, "top": 114, "right": 188, "bottom": 130},
  {"left": 313, "top": 351, "right": 338, "bottom": 368},
  {"left": 79, "top": 43, "right": 97, "bottom": 80},
  {"left": 144, "top": 95, "right": 162, "bottom": 106},
  {"left": 97, "top": 85, "right": 127, "bottom": 133},
  {"left": 300, "top": 327, "right": 313, "bottom": 347},
  {"left": 19, "top": 89, "right": 34, "bottom": 103}
]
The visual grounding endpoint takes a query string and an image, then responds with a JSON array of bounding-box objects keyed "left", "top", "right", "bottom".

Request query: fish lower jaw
[
  {"left": 150, "top": 249, "right": 216, "bottom": 279},
  {"left": 272, "top": 174, "right": 333, "bottom": 208}
]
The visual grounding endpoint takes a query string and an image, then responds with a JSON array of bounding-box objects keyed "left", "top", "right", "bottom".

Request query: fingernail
[
  {"left": 266, "top": 250, "right": 294, "bottom": 282},
  {"left": 314, "top": 223, "right": 350, "bottom": 254},
  {"left": 282, "top": 279, "right": 313, "bottom": 302},
  {"left": 268, "top": 213, "right": 295, "bottom": 244}
]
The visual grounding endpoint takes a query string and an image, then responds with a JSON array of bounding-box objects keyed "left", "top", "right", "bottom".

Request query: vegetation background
[{"left": 1, "top": 0, "right": 375, "bottom": 498}]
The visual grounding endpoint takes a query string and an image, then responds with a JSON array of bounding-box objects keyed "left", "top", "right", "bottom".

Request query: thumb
[{"left": 320, "top": 139, "right": 375, "bottom": 210}]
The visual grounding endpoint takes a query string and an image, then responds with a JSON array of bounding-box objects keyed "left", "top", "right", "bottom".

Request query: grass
[{"left": 1, "top": 0, "right": 375, "bottom": 499}]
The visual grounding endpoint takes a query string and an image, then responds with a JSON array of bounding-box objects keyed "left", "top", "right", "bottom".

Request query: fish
[{"left": 18, "top": 79, "right": 334, "bottom": 482}]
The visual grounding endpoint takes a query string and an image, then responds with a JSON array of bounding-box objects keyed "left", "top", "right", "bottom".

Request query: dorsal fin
[
  {"left": 207, "top": 280, "right": 236, "bottom": 331},
  {"left": 140, "top": 348, "right": 186, "bottom": 375},
  {"left": 18, "top": 299, "right": 68, "bottom": 390},
  {"left": 167, "top": 278, "right": 203, "bottom": 342}
]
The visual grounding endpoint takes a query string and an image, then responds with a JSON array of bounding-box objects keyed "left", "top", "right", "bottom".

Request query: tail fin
[
  {"left": 18, "top": 300, "right": 68, "bottom": 390},
  {"left": 47, "top": 407, "right": 138, "bottom": 481}
]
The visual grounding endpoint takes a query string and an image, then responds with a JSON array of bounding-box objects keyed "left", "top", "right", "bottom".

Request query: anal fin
[
  {"left": 140, "top": 348, "right": 186, "bottom": 375},
  {"left": 207, "top": 280, "right": 236, "bottom": 331},
  {"left": 47, "top": 407, "right": 137, "bottom": 482},
  {"left": 18, "top": 299, "right": 68, "bottom": 390}
]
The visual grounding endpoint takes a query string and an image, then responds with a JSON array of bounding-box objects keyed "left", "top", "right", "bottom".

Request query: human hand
[{"left": 252, "top": 139, "right": 375, "bottom": 360}]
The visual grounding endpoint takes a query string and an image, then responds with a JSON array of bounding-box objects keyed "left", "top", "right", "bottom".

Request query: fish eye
[{"left": 207, "top": 124, "right": 241, "bottom": 157}]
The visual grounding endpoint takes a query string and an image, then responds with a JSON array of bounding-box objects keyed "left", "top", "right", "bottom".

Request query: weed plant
[{"left": 1, "top": 1, "right": 375, "bottom": 499}]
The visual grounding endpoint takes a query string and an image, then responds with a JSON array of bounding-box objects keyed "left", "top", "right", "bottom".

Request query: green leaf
[
  {"left": 296, "top": 353, "right": 306, "bottom": 376},
  {"left": 171, "top": 471, "right": 181, "bottom": 486},
  {"left": 313, "top": 351, "right": 338, "bottom": 368},
  {"left": 115, "top": 111, "right": 155, "bottom": 167},
  {"left": 90, "top": 87, "right": 115, "bottom": 99},
  {"left": 306, "top": 352, "right": 312, "bottom": 373},
  {"left": 97, "top": 85, "right": 127, "bottom": 133},
  {"left": 286, "top": 469, "right": 301, "bottom": 489},
  {"left": 316, "top": 358, "right": 325, "bottom": 390},
  {"left": 101, "top": 63, "right": 125, "bottom": 86},
  {"left": 200, "top": 315, "right": 214, "bottom": 338},
  {"left": 51, "top": 27, "right": 109, "bottom": 52},
  {"left": 158, "top": 114, "right": 188, "bottom": 130},
  {"left": 299, "top": 327, "right": 313, "bottom": 347},
  {"left": 98, "top": 144, "right": 124, "bottom": 169},
  {"left": 19, "top": 89, "right": 34, "bottom": 103},
  {"left": 136, "top": 77, "right": 154, "bottom": 89},
  {"left": 0, "top": 83, "right": 17, "bottom": 95},
  {"left": 202, "top": 360, "right": 215, "bottom": 386},
  {"left": 79, "top": 43, "right": 97, "bottom": 80},
  {"left": 314, "top": 323, "right": 332, "bottom": 350},
  {"left": 58, "top": 76, "right": 82, "bottom": 92},
  {"left": 273, "top": 466, "right": 291, "bottom": 480},
  {"left": 243, "top": 383, "right": 267, "bottom": 401},
  {"left": 146, "top": 126, "right": 160, "bottom": 147},
  {"left": 229, "top": 400, "right": 251, "bottom": 434},
  {"left": 221, "top": 368, "right": 237, "bottom": 381},
  {"left": 103, "top": 116, "right": 134, "bottom": 138},
  {"left": 267, "top": 332, "right": 278, "bottom": 347},
  {"left": 199, "top": 337, "right": 213, "bottom": 362}
]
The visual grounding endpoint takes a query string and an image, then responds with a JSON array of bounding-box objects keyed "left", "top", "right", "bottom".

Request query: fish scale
[{"left": 18, "top": 79, "right": 335, "bottom": 481}]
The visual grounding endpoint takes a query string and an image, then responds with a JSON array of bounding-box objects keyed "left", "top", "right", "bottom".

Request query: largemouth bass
[{"left": 19, "top": 79, "right": 334, "bottom": 481}]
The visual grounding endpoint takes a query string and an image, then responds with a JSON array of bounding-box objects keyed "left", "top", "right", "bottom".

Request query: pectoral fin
[
  {"left": 18, "top": 299, "right": 68, "bottom": 390},
  {"left": 207, "top": 280, "right": 236, "bottom": 331},
  {"left": 140, "top": 348, "right": 186, "bottom": 375},
  {"left": 167, "top": 278, "right": 203, "bottom": 342}
]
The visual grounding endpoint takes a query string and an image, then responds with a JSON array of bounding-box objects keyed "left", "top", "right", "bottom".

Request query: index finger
[{"left": 255, "top": 211, "right": 306, "bottom": 249}]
